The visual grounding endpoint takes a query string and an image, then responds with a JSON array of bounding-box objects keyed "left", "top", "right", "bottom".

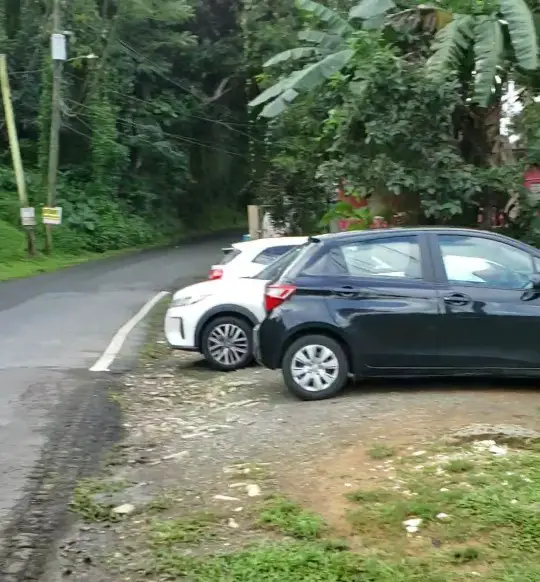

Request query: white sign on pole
[
  {"left": 51, "top": 33, "right": 67, "bottom": 61},
  {"left": 20, "top": 207, "right": 35, "bottom": 226}
]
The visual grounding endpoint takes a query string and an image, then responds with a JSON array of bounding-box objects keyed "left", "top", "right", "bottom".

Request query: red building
[{"left": 525, "top": 167, "right": 540, "bottom": 204}]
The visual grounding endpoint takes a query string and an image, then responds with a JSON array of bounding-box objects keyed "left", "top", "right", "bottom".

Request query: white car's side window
[
  {"left": 253, "top": 245, "right": 295, "bottom": 265},
  {"left": 438, "top": 235, "right": 534, "bottom": 289}
]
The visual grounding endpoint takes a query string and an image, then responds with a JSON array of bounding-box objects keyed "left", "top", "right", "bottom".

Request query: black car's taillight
[{"left": 264, "top": 284, "right": 296, "bottom": 312}]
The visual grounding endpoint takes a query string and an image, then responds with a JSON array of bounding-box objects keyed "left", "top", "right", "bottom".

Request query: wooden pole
[
  {"left": 0, "top": 54, "right": 36, "bottom": 256},
  {"left": 247, "top": 205, "right": 260, "bottom": 240},
  {"left": 45, "top": 0, "right": 63, "bottom": 254}
]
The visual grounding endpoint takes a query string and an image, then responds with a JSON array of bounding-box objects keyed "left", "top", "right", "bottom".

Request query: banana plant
[
  {"left": 248, "top": 0, "right": 355, "bottom": 118},
  {"left": 349, "top": 0, "right": 538, "bottom": 107}
]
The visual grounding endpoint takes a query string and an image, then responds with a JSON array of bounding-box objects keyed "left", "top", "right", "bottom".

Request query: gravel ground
[{"left": 43, "top": 314, "right": 540, "bottom": 581}]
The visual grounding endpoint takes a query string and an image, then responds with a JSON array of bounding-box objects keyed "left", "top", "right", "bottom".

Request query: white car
[
  {"left": 207, "top": 236, "right": 307, "bottom": 280},
  {"left": 165, "top": 244, "right": 308, "bottom": 370}
]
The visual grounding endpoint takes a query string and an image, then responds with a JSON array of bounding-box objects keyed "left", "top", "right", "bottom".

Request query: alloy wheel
[
  {"left": 290, "top": 344, "right": 339, "bottom": 392},
  {"left": 207, "top": 323, "right": 249, "bottom": 367}
]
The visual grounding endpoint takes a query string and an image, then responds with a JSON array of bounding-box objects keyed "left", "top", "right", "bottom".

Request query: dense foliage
[
  {"left": 1, "top": 0, "right": 540, "bottom": 263},
  {"left": 0, "top": 0, "right": 249, "bottom": 258},
  {"left": 249, "top": 0, "right": 540, "bottom": 234}
]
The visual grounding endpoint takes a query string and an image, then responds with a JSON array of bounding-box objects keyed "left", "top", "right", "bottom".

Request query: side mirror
[{"left": 529, "top": 273, "right": 540, "bottom": 290}]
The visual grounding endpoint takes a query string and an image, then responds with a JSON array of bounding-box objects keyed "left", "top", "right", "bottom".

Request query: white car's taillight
[{"left": 208, "top": 267, "right": 223, "bottom": 280}]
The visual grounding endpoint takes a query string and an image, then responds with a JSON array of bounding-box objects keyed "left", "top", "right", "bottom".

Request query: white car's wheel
[{"left": 201, "top": 316, "right": 254, "bottom": 371}]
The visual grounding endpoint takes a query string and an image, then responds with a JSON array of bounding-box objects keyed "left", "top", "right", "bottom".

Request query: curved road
[{"left": 0, "top": 235, "right": 231, "bottom": 580}]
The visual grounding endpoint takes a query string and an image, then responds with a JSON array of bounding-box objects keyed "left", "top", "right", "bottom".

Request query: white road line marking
[{"left": 90, "top": 290, "right": 170, "bottom": 372}]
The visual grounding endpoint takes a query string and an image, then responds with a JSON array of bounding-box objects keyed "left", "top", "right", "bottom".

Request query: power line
[
  {"left": 61, "top": 48, "right": 259, "bottom": 142},
  {"left": 109, "top": 87, "right": 257, "bottom": 138},
  {"left": 8, "top": 67, "right": 48, "bottom": 76},
  {"left": 116, "top": 117, "right": 248, "bottom": 157},
  {"left": 65, "top": 97, "right": 249, "bottom": 157},
  {"left": 64, "top": 102, "right": 250, "bottom": 159},
  {"left": 63, "top": 64, "right": 253, "bottom": 131},
  {"left": 114, "top": 38, "right": 249, "bottom": 123}
]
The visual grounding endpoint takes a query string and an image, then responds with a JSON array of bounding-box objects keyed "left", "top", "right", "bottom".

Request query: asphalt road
[{"left": 0, "top": 235, "right": 231, "bottom": 580}]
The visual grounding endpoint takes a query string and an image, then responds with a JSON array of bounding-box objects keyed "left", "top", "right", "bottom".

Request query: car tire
[
  {"left": 201, "top": 315, "right": 254, "bottom": 371},
  {"left": 282, "top": 334, "right": 349, "bottom": 401}
]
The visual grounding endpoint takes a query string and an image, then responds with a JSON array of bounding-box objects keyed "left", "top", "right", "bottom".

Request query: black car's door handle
[
  {"left": 443, "top": 292, "right": 471, "bottom": 306},
  {"left": 335, "top": 285, "right": 357, "bottom": 298}
]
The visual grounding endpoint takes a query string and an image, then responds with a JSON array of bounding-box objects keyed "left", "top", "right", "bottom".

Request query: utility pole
[
  {"left": 0, "top": 54, "right": 36, "bottom": 256},
  {"left": 45, "top": 0, "right": 64, "bottom": 254}
]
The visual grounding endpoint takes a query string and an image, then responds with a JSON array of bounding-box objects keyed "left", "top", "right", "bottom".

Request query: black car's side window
[
  {"left": 437, "top": 235, "right": 534, "bottom": 290},
  {"left": 303, "top": 236, "right": 423, "bottom": 279}
]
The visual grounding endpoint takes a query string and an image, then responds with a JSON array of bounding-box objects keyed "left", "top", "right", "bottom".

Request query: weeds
[
  {"left": 87, "top": 441, "right": 540, "bottom": 581},
  {"left": 257, "top": 496, "right": 326, "bottom": 539},
  {"left": 70, "top": 478, "right": 128, "bottom": 522},
  {"left": 445, "top": 458, "right": 475, "bottom": 473},
  {"left": 139, "top": 297, "right": 172, "bottom": 362},
  {"left": 367, "top": 443, "right": 396, "bottom": 459},
  {"left": 149, "top": 513, "right": 219, "bottom": 545}
]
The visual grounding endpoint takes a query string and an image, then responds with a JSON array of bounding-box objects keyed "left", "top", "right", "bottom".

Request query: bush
[
  {"left": 51, "top": 225, "right": 87, "bottom": 255},
  {"left": 0, "top": 191, "right": 21, "bottom": 223},
  {"left": 0, "top": 219, "right": 26, "bottom": 262}
]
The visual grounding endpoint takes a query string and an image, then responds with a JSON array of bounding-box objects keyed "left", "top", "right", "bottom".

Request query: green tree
[
  {"left": 0, "top": 0, "right": 251, "bottom": 259},
  {"left": 248, "top": 0, "right": 356, "bottom": 118},
  {"left": 250, "top": 0, "right": 538, "bottom": 116}
]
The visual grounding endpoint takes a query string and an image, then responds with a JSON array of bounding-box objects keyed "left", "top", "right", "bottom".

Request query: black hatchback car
[{"left": 254, "top": 227, "right": 540, "bottom": 400}]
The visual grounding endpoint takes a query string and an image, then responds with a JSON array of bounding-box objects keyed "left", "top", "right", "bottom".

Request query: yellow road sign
[{"left": 42, "top": 206, "right": 62, "bottom": 225}]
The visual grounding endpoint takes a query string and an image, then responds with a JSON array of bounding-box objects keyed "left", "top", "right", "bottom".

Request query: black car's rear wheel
[
  {"left": 282, "top": 334, "right": 349, "bottom": 401},
  {"left": 201, "top": 315, "right": 253, "bottom": 371}
]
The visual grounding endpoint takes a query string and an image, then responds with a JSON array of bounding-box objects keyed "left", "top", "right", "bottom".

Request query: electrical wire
[
  {"left": 7, "top": 67, "right": 48, "bottom": 76},
  {"left": 114, "top": 38, "right": 255, "bottom": 130},
  {"left": 64, "top": 97, "right": 249, "bottom": 157},
  {"left": 61, "top": 46, "right": 259, "bottom": 142},
  {"left": 64, "top": 104, "right": 250, "bottom": 159},
  {"left": 107, "top": 86, "right": 259, "bottom": 140}
]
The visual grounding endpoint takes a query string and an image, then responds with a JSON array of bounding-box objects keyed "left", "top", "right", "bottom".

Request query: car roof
[
  {"left": 232, "top": 236, "right": 308, "bottom": 252},
  {"left": 313, "top": 226, "right": 520, "bottom": 243}
]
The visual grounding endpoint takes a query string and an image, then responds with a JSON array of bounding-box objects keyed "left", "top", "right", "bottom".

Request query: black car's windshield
[{"left": 252, "top": 244, "right": 308, "bottom": 281}]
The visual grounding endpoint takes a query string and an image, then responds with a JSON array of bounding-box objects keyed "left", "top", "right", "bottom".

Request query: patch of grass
[
  {"left": 107, "top": 391, "right": 123, "bottom": 404},
  {"left": 347, "top": 495, "right": 444, "bottom": 533},
  {"left": 0, "top": 225, "right": 243, "bottom": 282},
  {"left": 345, "top": 489, "right": 393, "bottom": 504},
  {"left": 347, "top": 444, "right": 540, "bottom": 564},
  {"left": 450, "top": 546, "right": 480, "bottom": 564},
  {"left": 151, "top": 540, "right": 457, "bottom": 582},
  {"left": 149, "top": 513, "right": 219, "bottom": 546},
  {"left": 136, "top": 442, "right": 540, "bottom": 582},
  {"left": 71, "top": 478, "right": 128, "bottom": 522},
  {"left": 0, "top": 252, "right": 103, "bottom": 281},
  {"left": 102, "top": 443, "right": 129, "bottom": 468},
  {"left": 367, "top": 443, "right": 396, "bottom": 459},
  {"left": 0, "top": 245, "right": 154, "bottom": 282},
  {"left": 226, "top": 462, "right": 273, "bottom": 481},
  {"left": 146, "top": 493, "right": 176, "bottom": 514},
  {"left": 444, "top": 458, "right": 475, "bottom": 473},
  {"left": 138, "top": 297, "right": 172, "bottom": 362},
  {"left": 257, "top": 496, "right": 326, "bottom": 539}
]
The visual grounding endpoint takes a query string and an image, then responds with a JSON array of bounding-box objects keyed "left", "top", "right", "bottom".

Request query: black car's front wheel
[
  {"left": 282, "top": 334, "right": 349, "bottom": 401},
  {"left": 201, "top": 315, "right": 254, "bottom": 371}
]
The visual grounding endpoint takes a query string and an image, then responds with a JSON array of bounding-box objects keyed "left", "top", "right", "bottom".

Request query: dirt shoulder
[{"left": 45, "top": 303, "right": 540, "bottom": 581}]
